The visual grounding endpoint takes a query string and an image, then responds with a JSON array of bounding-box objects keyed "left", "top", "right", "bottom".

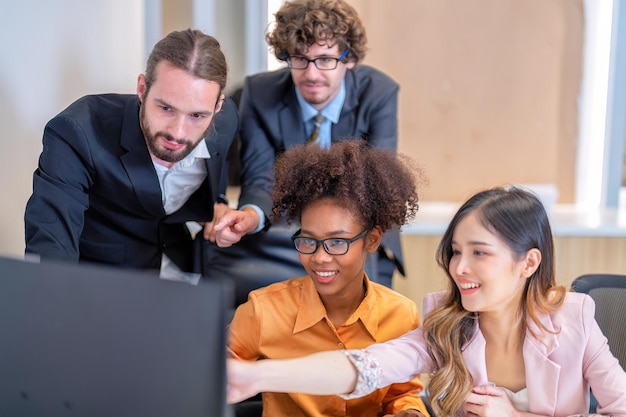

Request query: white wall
[{"left": 0, "top": 0, "right": 144, "bottom": 257}]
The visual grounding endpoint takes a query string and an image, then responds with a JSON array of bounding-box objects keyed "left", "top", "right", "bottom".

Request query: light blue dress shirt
[
  {"left": 295, "top": 80, "right": 346, "bottom": 149},
  {"left": 246, "top": 80, "right": 348, "bottom": 232}
]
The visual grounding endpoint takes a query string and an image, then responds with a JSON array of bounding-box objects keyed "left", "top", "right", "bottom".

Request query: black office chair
[
  {"left": 234, "top": 393, "right": 262, "bottom": 417},
  {"left": 571, "top": 273, "right": 626, "bottom": 413}
]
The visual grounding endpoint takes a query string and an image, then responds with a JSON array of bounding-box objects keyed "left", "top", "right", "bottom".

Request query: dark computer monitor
[{"left": 0, "top": 255, "right": 233, "bottom": 417}]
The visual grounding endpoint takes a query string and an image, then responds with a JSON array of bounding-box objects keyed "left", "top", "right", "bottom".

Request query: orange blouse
[{"left": 228, "top": 275, "right": 429, "bottom": 417}]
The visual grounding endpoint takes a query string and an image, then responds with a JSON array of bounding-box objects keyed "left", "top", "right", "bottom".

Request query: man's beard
[{"left": 140, "top": 104, "right": 211, "bottom": 163}]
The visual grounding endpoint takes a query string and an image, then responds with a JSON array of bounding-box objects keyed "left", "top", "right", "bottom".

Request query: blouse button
[{"left": 338, "top": 342, "right": 345, "bottom": 349}]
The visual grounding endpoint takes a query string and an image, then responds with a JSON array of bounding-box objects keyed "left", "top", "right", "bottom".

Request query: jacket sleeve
[
  {"left": 342, "top": 67, "right": 399, "bottom": 152},
  {"left": 362, "top": 78, "right": 399, "bottom": 152},
  {"left": 365, "top": 293, "right": 439, "bottom": 389},
  {"left": 237, "top": 76, "right": 276, "bottom": 217},
  {"left": 381, "top": 303, "right": 430, "bottom": 416},
  {"left": 214, "top": 97, "right": 239, "bottom": 199},
  {"left": 24, "top": 115, "right": 94, "bottom": 261}
]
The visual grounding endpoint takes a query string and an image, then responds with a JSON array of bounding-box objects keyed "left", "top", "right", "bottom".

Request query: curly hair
[
  {"left": 266, "top": 0, "right": 367, "bottom": 64},
  {"left": 271, "top": 140, "right": 424, "bottom": 232},
  {"left": 423, "top": 186, "right": 566, "bottom": 417}
]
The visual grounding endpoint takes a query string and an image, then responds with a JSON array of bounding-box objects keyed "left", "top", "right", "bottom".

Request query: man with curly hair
[
  {"left": 207, "top": 0, "right": 402, "bottom": 293},
  {"left": 228, "top": 140, "right": 430, "bottom": 417}
]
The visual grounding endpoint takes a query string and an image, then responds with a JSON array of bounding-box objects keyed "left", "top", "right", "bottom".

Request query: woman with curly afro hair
[
  {"left": 271, "top": 139, "right": 421, "bottom": 234},
  {"left": 227, "top": 140, "right": 431, "bottom": 417}
]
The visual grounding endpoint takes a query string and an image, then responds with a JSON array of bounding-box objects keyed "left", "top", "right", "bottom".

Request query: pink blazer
[{"left": 367, "top": 291, "right": 626, "bottom": 416}]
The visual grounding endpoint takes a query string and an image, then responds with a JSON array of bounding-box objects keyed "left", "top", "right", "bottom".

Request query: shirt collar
[
  {"left": 293, "top": 274, "right": 379, "bottom": 339},
  {"left": 294, "top": 79, "right": 346, "bottom": 124},
  {"left": 190, "top": 139, "right": 210, "bottom": 159}
]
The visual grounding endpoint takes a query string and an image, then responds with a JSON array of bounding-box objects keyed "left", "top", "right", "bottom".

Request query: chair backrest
[{"left": 571, "top": 274, "right": 626, "bottom": 369}]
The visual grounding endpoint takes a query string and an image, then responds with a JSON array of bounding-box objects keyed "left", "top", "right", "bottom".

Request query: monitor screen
[{"left": 0, "top": 255, "right": 233, "bottom": 417}]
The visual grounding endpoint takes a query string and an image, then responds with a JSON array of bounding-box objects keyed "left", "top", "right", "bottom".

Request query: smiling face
[
  {"left": 289, "top": 42, "right": 355, "bottom": 110},
  {"left": 448, "top": 212, "right": 538, "bottom": 316},
  {"left": 298, "top": 198, "right": 381, "bottom": 302},
  {"left": 137, "top": 61, "right": 224, "bottom": 166}
]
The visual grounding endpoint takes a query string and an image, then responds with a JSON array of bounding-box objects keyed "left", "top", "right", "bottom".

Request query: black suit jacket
[
  {"left": 239, "top": 66, "right": 404, "bottom": 276},
  {"left": 25, "top": 94, "right": 238, "bottom": 272}
]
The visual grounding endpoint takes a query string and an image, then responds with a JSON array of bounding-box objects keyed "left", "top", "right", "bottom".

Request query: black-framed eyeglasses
[
  {"left": 282, "top": 49, "right": 349, "bottom": 71},
  {"left": 291, "top": 229, "right": 369, "bottom": 255}
]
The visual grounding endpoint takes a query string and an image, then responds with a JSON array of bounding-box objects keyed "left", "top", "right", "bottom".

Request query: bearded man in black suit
[{"left": 25, "top": 29, "right": 257, "bottom": 279}]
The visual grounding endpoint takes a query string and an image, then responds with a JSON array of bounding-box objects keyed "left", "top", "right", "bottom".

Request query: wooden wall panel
[
  {"left": 350, "top": 0, "right": 583, "bottom": 203},
  {"left": 554, "top": 237, "right": 626, "bottom": 283}
]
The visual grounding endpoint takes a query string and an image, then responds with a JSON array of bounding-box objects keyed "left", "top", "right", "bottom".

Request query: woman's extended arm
[
  {"left": 227, "top": 350, "right": 357, "bottom": 403},
  {"left": 227, "top": 326, "right": 432, "bottom": 404}
]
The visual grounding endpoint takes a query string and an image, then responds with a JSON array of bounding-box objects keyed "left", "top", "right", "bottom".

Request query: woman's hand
[
  {"left": 226, "top": 358, "right": 260, "bottom": 404},
  {"left": 463, "top": 384, "right": 521, "bottom": 417},
  {"left": 226, "top": 351, "right": 359, "bottom": 403}
]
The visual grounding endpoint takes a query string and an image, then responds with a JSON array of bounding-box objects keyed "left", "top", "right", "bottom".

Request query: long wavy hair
[{"left": 423, "top": 186, "right": 566, "bottom": 416}]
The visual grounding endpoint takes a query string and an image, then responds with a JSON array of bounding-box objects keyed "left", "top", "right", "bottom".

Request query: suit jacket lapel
[
  {"left": 204, "top": 132, "right": 220, "bottom": 200},
  {"left": 333, "top": 70, "right": 357, "bottom": 140},
  {"left": 119, "top": 99, "right": 164, "bottom": 216},
  {"left": 463, "top": 318, "right": 561, "bottom": 416},
  {"left": 524, "top": 314, "right": 560, "bottom": 416},
  {"left": 462, "top": 324, "right": 490, "bottom": 386},
  {"left": 279, "top": 87, "right": 306, "bottom": 149}
]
